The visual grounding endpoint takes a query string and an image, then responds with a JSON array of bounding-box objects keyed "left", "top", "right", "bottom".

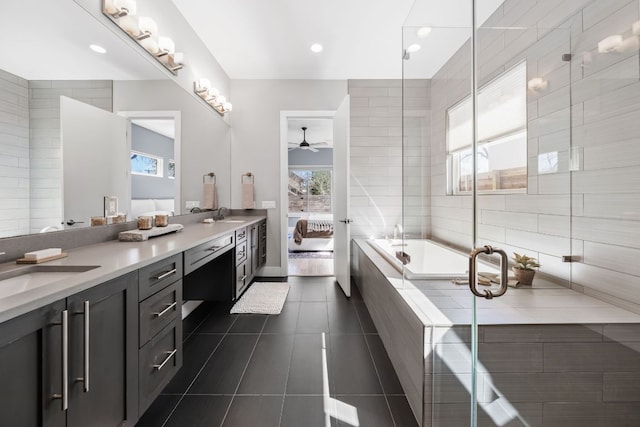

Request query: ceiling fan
[{"left": 288, "top": 127, "right": 327, "bottom": 152}]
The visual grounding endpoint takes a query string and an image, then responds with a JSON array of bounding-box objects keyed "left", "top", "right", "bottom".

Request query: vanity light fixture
[
  {"left": 597, "top": 35, "right": 623, "bottom": 53},
  {"left": 102, "top": 0, "right": 184, "bottom": 76},
  {"left": 527, "top": 77, "right": 548, "bottom": 92},
  {"left": 194, "top": 79, "right": 233, "bottom": 116},
  {"left": 417, "top": 27, "right": 432, "bottom": 38},
  {"left": 89, "top": 44, "right": 107, "bottom": 54}
]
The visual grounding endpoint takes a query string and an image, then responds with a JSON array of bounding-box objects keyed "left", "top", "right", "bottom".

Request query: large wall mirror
[{"left": 0, "top": 0, "right": 231, "bottom": 239}]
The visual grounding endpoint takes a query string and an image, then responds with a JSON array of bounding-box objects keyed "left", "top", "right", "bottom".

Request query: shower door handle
[{"left": 468, "top": 245, "right": 509, "bottom": 299}]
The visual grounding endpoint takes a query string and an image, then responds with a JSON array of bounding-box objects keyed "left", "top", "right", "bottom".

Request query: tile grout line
[
  {"left": 219, "top": 316, "right": 268, "bottom": 426},
  {"left": 159, "top": 310, "right": 240, "bottom": 427},
  {"left": 276, "top": 308, "right": 299, "bottom": 427}
]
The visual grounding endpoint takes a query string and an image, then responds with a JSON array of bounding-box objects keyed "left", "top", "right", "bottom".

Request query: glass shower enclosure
[{"left": 402, "top": 0, "right": 640, "bottom": 425}]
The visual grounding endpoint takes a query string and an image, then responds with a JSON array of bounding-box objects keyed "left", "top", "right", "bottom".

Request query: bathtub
[{"left": 369, "top": 238, "right": 482, "bottom": 280}]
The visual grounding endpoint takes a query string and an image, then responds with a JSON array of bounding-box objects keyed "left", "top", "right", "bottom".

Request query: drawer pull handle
[
  {"left": 239, "top": 275, "right": 247, "bottom": 282},
  {"left": 153, "top": 302, "right": 177, "bottom": 318},
  {"left": 153, "top": 349, "right": 177, "bottom": 371},
  {"left": 52, "top": 310, "right": 69, "bottom": 411},
  {"left": 206, "top": 246, "right": 223, "bottom": 252},
  {"left": 154, "top": 269, "right": 177, "bottom": 281},
  {"left": 83, "top": 301, "right": 90, "bottom": 392}
]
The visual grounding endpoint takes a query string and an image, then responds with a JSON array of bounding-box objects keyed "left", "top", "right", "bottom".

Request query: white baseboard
[{"left": 258, "top": 266, "right": 287, "bottom": 277}]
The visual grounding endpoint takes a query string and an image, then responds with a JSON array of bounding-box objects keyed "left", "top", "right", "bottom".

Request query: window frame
[
  {"left": 287, "top": 166, "right": 333, "bottom": 214},
  {"left": 130, "top": 150, "right": 164, "bottom": 178}
]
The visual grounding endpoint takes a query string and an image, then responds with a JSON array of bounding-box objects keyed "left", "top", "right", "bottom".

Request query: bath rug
[
  {"left": 230, "top": 282, "right": 290, "bottom": 315},
  {"left": 288, "top": 251, "right": 334, "bottom": 259}
]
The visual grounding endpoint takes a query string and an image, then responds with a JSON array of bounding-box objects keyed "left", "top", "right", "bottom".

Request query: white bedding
[{"left": 287, "top": 226, "right": 334, "bottom": 252}]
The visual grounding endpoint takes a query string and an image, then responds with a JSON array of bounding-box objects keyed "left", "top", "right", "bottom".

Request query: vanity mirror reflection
[{"left": 0, "top": 0, "right": 231, "bottom": 239}]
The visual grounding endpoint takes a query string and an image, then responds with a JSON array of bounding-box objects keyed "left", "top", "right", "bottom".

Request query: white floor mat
[{"left": 230, "top": 282, "right": 290, "bottom": 315}]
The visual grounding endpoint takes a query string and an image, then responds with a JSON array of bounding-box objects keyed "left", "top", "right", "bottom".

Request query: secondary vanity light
[
  {"left": 527, "top": 77, "right": 548, "bottom": 92},
  {"left": 102, "top": 0, "right": 185, "bottom": 76},
  {"left": 597, "top": 35, "right": 623, "bottom": 53},
  {"left": 194, "top": 79, "right": 233, "bottom": 116}
]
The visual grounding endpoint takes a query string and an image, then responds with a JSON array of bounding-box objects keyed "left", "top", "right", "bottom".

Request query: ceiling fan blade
[
  {"left": 288, "top": 147, "right": 296, "bottom": 151},
  {"left": 309, "top": 147, "right": 319, "bottom": 152}
]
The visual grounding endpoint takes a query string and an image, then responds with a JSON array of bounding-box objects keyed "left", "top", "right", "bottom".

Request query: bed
[
  {"left": 130, "top": 199, "right": 175, "bottom": 219},
  {"left": 288, "top": 215, "right": 334, "bottom": 252}
]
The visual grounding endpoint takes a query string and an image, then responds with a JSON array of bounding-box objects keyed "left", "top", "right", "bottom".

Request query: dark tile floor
[{"left": 136, "top": 276, "right": 418, "bottom": 427}]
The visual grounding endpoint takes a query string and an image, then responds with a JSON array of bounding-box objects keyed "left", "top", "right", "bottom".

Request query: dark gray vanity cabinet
[
  {"left": 0, "top": 300, "right": 66, "bottom": 427},
  {"left": 138, "top": 254, "right": 183, "bottom": 414},
  {"left": 65, "top": 272, "right": 139, "bottom": 427},
  {"left": 0, "top": 272, "right": 138, "bottom": 427}
]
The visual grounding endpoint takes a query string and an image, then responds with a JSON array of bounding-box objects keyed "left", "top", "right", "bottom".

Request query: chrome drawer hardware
[
  {"left": 153, "top": 302, "right": 177, "bottom": 318},
  {"left": 153, "top": 349, "right": 177, "bottom": 371},
  {"left": 154, "top": 269, "right": 177, "bottom": 281},
  {"left": 52, "top": 310, "right": 69, "bottom": 411}
]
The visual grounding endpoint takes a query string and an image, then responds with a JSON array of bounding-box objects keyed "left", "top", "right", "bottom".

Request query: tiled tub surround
[
  {"left": 425, "top": 0, "right": 640, "bottom": 314},
  {"left": 0, "top": 215, "right": 266, "bottom": 324},
  {"left": 352, "top": 239, "right": 640, "bottom": 427}
]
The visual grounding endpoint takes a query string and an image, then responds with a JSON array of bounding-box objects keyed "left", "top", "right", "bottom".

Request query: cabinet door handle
[
  {"left": 239, "top": 275, "right": 247, "bottom": 282},
  {"left": 52, "top": 310, "right": 69, "bottom": 411},
  {"left": 153, "top": 302, "right": 177, "bottom": 318},
  {"left": 154, "top": 268, "right": 177, "bottom": 281},
  {"left": 83, "top": 301, "right": 90, "bottom": 393},
  {"left": 153, "top": 349, "right": 177, "bottom": 371}
]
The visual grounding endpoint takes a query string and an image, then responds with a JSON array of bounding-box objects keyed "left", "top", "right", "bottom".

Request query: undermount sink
[{"left": 0, "top": 265, "right": 101, "bottom": 299}]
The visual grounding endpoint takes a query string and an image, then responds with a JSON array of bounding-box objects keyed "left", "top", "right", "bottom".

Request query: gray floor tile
[
  {"left": 195, "top": 303, "right": 237, "bottom": 333},
  {"left": 297, "top": 302, "right": 329, "bottom": 333},
  {"left": 280, "top": 396, "right": 337, "bottom": 427},
  {"left": 228, "top": 314, "right": 267, "bottom": 333},
  {"left": 387, "top": 395, "right": 419, "bottom": 427},
  {"left": 354, "top": 301, "right": 377, "bottom": 333},
  {"left": 287, "top": 334, "right": 332, "bottom": 395},
  {"left": 334, "top": 395, "right": 394, "bottom": 427},
  {"left": 330, "top": 334, "right": 383, "bottom": 395},
  {"left": 136, "top": 394, "right": 181, "bottom": 427},
  {"left": 328, "top": 300, "right": 363, "bottom": 334},
  {"left": 164, "top": 333, "right": 224, "bottom": 394},
  {"left": 300, "top": 282, "right": 328, "bottom": 301},
  {"left": 263, "top": 301, "right": 300, "bottom": 334},
  {"left": 164, "top": 395, "right": 232, "bottom": 427},
  {"left": 188, "top": 334, "right": 259, "bottom": 394},
  {"left": 222, "top": 396, "right": 283, "bottom": 427},
  {"left": 237, "top": 334, "right": 295, "bottom": 394},
  {"left": 366, "top": 334, "right": 405, "bottom": 394}
]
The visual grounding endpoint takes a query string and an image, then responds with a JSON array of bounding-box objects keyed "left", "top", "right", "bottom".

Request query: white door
[
  {"left": 333, "top": 96, "right": 351, "bottom": 296},
  {"left": 61, "top": 97, "right": 129, "bottom": 226}
]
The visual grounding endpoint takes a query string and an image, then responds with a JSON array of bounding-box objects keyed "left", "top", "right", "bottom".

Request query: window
[
  {"left": 288, "top": 169, "right": 332, "bottom": 213},
  {"left": 131, "top": 151, "right": 163, "bottom": 177},
  {"left": 168, "top": 160, "right": 175, "bottom": 179},
  {"left": 447, "top": 62, "right": 527, "bottom": 194}
]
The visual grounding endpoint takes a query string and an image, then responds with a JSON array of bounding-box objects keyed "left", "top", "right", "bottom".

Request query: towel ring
[
  {"left": 203, "top": 172, "right": 216, "bottom": 184},
  {"left": 242, "top": 172, "right": 254, "bottom": 184}
]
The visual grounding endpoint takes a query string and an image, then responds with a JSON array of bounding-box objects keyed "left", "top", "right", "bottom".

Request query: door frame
[{"left": 279, "top": 110, "right": 335, "bottom": 277}]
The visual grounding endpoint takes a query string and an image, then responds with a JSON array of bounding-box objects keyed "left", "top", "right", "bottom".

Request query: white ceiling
[
  {"left": 172, "top": 0, "right": 505, "bottom": 80},
  {"left": 288, "top": 118, "right": 333, "bottom": 147},
  {"left": 0, "top": 0, "right": 165, "bottom": 80},
  {"left": 132, "top": 119, "right": 176, "bottom": 139}
]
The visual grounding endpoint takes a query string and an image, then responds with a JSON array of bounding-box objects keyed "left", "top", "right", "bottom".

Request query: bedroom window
[
  {"left": 446, "top": 62, "right": 527, "bottom": 194},
  {"left": 288, "top": 169, "right": 332, "bottom": 213},
  {"left": 131, "top": 151, "right": 164, "bottom": 178}
]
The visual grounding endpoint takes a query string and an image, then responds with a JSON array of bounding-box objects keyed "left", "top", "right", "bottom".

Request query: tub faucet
[{"left": 393, "top": 224, "right": 403, "bottom": 240}]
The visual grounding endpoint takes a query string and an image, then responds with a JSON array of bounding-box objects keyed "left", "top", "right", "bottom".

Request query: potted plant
[{"left": 512, "top": 252, "right": 540, "bottom": 285}]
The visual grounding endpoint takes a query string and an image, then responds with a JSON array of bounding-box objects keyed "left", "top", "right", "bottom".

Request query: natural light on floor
[{"left": 321, "top": 332, "right": 360, "bottom": 426}]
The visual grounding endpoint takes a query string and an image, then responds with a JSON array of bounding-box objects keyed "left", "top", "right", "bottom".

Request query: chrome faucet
[
  {"left": 212, "top": 207, "right": 228, "bottom": 220},
  {"left": 393, "top": 224, "right": 403, "bottom": 240}
]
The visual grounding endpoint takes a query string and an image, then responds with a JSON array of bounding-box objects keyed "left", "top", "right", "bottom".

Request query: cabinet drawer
[
  {"left": 139, "top": 321, "right": 182, "bottom": 414},
  {"left": 235, "top": 262, "right": 248, "bottom": 299},
  {"left": 139, "top": 280, "right": 182, "bottom": 347},
  {"left": 236, "top": 227, "right": 247, "bottom": 243},
  {"left": 236, "top": 241, "right": 247, "bottom": 265},
  {"left": 184, "top": 234, "right": 233, "bottom": 275},
  {"left": 139, "top": 254, "right": 183, "bottom": 301}
]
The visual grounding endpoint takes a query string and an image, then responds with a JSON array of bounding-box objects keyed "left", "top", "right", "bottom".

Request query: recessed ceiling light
[
  {"left": 310, "top": 43, "right": 323, "bottom": 53},
  {"left": 406, "top": 44, "right": 421, "bottom": 53},
  {"left": 89, "top": 44, "right": 107, "bottom": 54},
  {"left": 417, "top": 27, "right": 432, "bottom": 38}
]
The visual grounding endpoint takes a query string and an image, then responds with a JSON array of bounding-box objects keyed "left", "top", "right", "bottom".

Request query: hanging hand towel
[
  {"left": 242, "top": 183, "right": 254, "bottom": 209},
  {"left": 202, "top": 183, "right": 217, "bottom": 210}
]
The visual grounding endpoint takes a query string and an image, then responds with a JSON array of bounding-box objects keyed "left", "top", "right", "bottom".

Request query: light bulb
[
  {"left": 207, "top": 87, "right": 219, "bottom": 99},
  {"left": 158, "top": 37, "right": 175, "bottom": 54},
  {"left": 222, "top": 102, "right": 233, "bottom": 112},
  {"left": 214, "top": 95, "right": 226, "bottom": 106},
  {"left": 114, "top": 0, "right": 136, "bottom": 15},
  {"left": 140, "top": 35, "right": 159, "bottom": 54},
  {"left": 197, "top": 78, "right": 211, "bottom": 92},
  {"left": 138, "top": 17, "right": 157, "bottom": 37}
]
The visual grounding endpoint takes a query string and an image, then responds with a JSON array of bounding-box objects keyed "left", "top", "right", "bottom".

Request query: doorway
[{"left": 285, "top": 117, "right": 335, "bottom": 277}]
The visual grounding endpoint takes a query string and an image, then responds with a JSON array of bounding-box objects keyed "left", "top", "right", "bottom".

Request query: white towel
[
  {"left": 202, "top": 183, "right": 217, "bottom": 210},
  {"left": 242, "top": 183, "right": 254, "bottom": 209}
]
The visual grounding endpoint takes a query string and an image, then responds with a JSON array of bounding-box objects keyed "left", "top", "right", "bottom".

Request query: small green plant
[{"left": 512, "top": 253, "right": 540, "bottom": 270}]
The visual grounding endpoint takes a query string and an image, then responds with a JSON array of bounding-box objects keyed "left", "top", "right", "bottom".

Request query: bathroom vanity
[{"left": 0, "top": 216, "right": 266, "bottom": 426}]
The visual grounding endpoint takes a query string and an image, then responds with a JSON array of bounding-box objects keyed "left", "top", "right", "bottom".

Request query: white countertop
[
  {"left": 0, "top": 216, "right": 265, "bottom": 324},
  {"left": 354, "top": 239, "right": 640, "bottom": 326}
]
